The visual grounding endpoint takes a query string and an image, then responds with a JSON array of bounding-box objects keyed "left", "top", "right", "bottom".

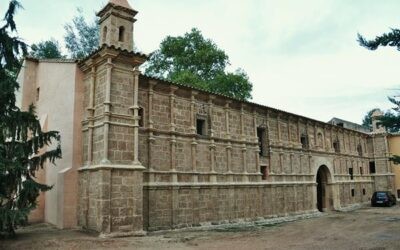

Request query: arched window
[
  {"left": 102, "top": 26, "right": 108, "bottom": 44},
  {"left": 118, "top": 26, "right": 125, "bottom": 42}
]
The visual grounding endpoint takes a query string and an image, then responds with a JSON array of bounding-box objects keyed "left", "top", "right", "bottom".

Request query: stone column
[
  {"left": 190, "top": 91, "right": 198, "bottom": 134},
  {"left": 87, "top": 66, "right": 96, "bottom": 166},
  {"left": 147, "top": 80, "right": 156, "bottom": 181},
  {"left": 279, "top": 152, "right": 284, "bottom": 174},
  {"left": 253, "top": 110, "right": 260, "bottom": 175},
  {"left": 296, "top": 118, "right": 301, "bottom": 149},
  {"left": 242, "top": 145, "right": 248, "bottom": 181},
  {"left": 240, "top": 104, "right": 245, "bottom": 141},
  {"left": 314, "top": 123, "right": 317, "bottom": 148},
  {"left": 226, "top": 142, "right": 233, "bottom": 181},
  {"left": 277, "top": 114, "right": 282, "bottom": 143},
  {"left": 225, "top": 101, "right": 232, "bottom": 181},
  {"left": 209, "top": 97, "right": 217, "bottom": 182},
  {"left": 342, "top": 130, "right": 346, "bottom": 153},
  {"left": 169, "top": 86, "right": 178, "bottom": 183},
  {"left": 131, "top": 67, "right": 141, "bottom": 166},
  {"left": 101, "top": 58, "right": 113, "bottom": 164},
  {"left": 191, "top": 138, "right": 198, "bottom": 182},
  {"left": 225, "top": 101, "right": 231, "bottom": 139},
  {"left": 290, "top": 153, "right": 294, "bottom": 174},
  {"left": 305, "top": 121, "right": 309, "bottom": 148},
  {"left": 287, "top": 116, "right": 291, "bottom": 144}
]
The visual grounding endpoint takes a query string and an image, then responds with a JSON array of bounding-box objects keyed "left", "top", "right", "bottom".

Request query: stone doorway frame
[{"left": 316, "top": 165, "right": 332, "bottom": 212}]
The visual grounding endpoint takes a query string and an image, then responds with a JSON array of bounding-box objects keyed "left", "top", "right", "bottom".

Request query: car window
[{"left": 376, "top": 192, "right": 387, "bottom": 198}]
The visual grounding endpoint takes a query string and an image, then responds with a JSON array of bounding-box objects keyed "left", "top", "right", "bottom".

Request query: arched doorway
[{"left": 316, "top": 165, "right": 332, "bottom": 212}]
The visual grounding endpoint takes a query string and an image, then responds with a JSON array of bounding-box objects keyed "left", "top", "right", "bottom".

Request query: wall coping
[{"left": 78, "top": 164, "right": 146, "bottom": 171}]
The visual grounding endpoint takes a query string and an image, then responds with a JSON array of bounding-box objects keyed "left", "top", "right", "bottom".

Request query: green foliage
[
  {"left": 64, "top": 8, "right": 99, "bottom": 59},
  {"left": 361, "top": 108, "right": 380, "bottom": 128},
  {"left": 358, "top": 29, "right": 400, "bottom": 51},
  {"left": 30, "top": 39, "right": 65, "bottom": 59},
  {"left": 0, "top": 1, "right": 62, "bottom": 237},
  {"left": 379, "top": 97, "right": 400, "bottom": 133},
  {"left": 145, "top": 28, "right": 253, "bottom": 100}
]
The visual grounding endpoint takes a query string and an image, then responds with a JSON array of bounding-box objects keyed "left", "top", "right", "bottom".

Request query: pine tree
[
  {"left": 358, "top": 30, "right": 400, "bottom": 163},
  {"left": 0, "top": 0, "right": 62, "bottom": 237}
]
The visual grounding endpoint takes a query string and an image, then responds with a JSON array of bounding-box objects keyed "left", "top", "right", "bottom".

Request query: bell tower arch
[{"left": 97, "top": 0, "right": 137, "bottom": 51}]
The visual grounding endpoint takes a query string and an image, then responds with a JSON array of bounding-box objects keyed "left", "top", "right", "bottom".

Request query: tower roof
[
  {"left": 108, "top": 0, "right": 132, "bottom": 10},
  {"left": 97, "top": 0, "right": 137, "bottom": 18}
]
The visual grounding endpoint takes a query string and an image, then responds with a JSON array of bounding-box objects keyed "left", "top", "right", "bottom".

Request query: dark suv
[{"left": 371, "top": 191, "right": 397, "bottom": 207}]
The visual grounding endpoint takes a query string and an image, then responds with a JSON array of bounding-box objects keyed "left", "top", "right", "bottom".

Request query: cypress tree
[{"left": 0, "top": 0, "right": 62, "bottom": 237}]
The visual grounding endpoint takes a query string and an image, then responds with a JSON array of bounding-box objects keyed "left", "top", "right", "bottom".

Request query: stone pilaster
[
  {"left": 224, "top": 101, "right": 231, "bottom": 139},
  {"left": 87, "top": 66, "right": 96, "bottom": 166},
  {"left": 191, "top": 138, "right": 198, "bottom": 182},
  {"left": 147, "top": 80, "right": 156, "bottom": 175},
  {"left": 190, "top": 91, "right": 198, "bottom": 134},
  {"left": 101, "top": 58, "right": 113, "bottom": 164},
  {"left": 131, "top": 67, "right": 141, "bottom": 165}
]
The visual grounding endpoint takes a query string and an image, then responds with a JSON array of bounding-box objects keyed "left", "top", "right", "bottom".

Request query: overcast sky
[{"left": 2, "top": 0, "right": 400, "bottom": 124}]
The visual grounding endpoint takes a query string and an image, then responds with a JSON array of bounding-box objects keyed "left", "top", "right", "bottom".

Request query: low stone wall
[{"left": 143, "top": 183, "right": 317, "bottom": 231}]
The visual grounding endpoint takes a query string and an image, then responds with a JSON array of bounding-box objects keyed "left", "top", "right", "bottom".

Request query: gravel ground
[{"left": 1, "top": 205, "right": 400, "bottom": 250}]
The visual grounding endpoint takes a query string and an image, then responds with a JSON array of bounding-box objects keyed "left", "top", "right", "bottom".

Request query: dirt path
[{"left": 2, "top": 205, "right": 400, "bottom": 250}]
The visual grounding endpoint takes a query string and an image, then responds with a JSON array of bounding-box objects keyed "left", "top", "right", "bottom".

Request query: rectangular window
[
  {"left": 333, "top": 141, "right": 340, "bottom": 153},
  {"left": 397, "top": 190, "right": 400, "bottom": 199},
  {"left": 351, "top": 189, "right": 355, "bottom": 197},
  {"left": 36, "top": 87, "right": 40, "bottom": 101},
  {"left": 138, "top": 108, "right": 144, "bottom": 127},
  {"left": 363, "top": 188, "right": 366, "bottom": 196},
  {"left": 369, "top": 161, "right": 376, "bottom": 174},
  {"left": 360, "top": 166, "right": 363, "bottom": 175},
  {"left": 196, "top": 118, "right": 206, "bottom": 136},
  {"left": 301, "top": 134, "right": 308, "bottom": 149},
  {"left": 260, "top": 166, "right": 268, "bottom": 180},
  {"left": 257, "top": 127, "right": 266, "bottom": 156},
  {"left": 349, "top": 168, "right": 353, "bottom": 180}
]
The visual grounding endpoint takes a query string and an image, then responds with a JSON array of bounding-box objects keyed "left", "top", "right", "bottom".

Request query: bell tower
[{"left": 97, "top": 0, "right": 137, "bottom": 51}]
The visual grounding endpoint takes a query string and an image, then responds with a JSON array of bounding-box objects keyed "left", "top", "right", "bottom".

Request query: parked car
[{"left": 371, "top": 191, "right": 397, "bottom": 207}]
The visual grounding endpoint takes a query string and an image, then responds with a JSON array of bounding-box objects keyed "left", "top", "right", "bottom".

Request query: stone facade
[{"left": 18, "top": 0, "right": 396, "bottom": 236}]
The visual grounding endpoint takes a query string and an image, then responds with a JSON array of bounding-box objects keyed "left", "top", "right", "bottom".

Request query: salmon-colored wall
[
  {"left": 60, "top": 66, "right": 84, "bottom": 228},
  {"left": 18, "top": 59, "right": 81, "bottom": 228}
]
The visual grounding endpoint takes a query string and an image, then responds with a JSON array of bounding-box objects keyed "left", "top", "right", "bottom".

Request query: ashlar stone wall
[{"left": 135, "top": 76, "right": 393, "bottom": 231}]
